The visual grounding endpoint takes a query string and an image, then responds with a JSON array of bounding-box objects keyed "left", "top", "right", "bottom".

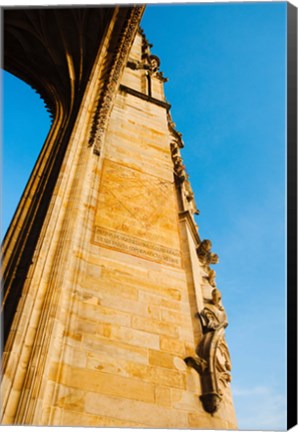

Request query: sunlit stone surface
[{"left": 1, "top": 6, "right": 237, "bottom": 428}]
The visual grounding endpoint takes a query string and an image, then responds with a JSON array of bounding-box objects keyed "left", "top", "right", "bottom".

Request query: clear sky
[
  {"left": 142, "top": 3, "right": 287, "bottom": 429},
  {"left": 1, "top": 2, "right": 288, "bottom": 430}
]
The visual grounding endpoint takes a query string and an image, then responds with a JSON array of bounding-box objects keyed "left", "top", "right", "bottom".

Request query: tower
[{"left": 1, "top": 5, "right": 237, "bottom": 428}]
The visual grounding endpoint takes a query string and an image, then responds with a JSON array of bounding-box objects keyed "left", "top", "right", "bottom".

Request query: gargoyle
[{"left": 184, "top": 355, "right": 208, "bottom": 374}]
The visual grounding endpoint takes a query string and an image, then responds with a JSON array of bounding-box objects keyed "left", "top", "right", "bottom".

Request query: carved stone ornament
[
  {"left": 206, "top": 268, "right": 216, "bottom": 287},
  {"left": 140, "top": 26, "right": 153, "bottom": 60},
  {"left": 126, "top": 59, "right": 144, "bottom": 70},
  {"left": 148, "top": 54, "right": 160, "bottom": 72},
  {"left": 170, "top": 145, "right": 187, "bottom": 183},
  {"left": 128, "top": 30, "right": 167, "bottom": 83},
  {"left": 183, "top": 177, "right": 199, "bottom": 215},
  {"left": 184, "top": 288, "right": 232, "bottom": 414},
  {"left": 196, "top": 239, "right": 219, "bottom": 267}
]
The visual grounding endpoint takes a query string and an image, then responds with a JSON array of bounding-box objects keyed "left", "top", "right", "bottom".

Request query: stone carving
[
  {"left": 206, "top": 268, "right": 216, "bottom": 287},
  {"left": 172, "top": 154, "right": 186, "bottom": 182},
  {"left": 170, "top": 142, "right": 187, "bottom": 183},
  {"left": 184, "top": 355, "right": 208, "bottom": 374},
  {"left": 196, "top": 239, "right": 219, "bottom": 267},
  {"left": 184, "top": 288, "right": 232, "bottom": 414},
  {"left": 126, "top": 29, "right": 167, "bottom": 84},
  {"left": 170, "top": 141, "right": 180, "bottom": 157},
  {"left": 126, "top": 59, "right": 143, "bottom": 70},
  {"left": 168, "top": 113, "right": 183, "bottom": 148},
  {"left": 169, "top": 136, "right": 199, "bottom": 216},
  {"left": 147, "top": 55, "right": 167, "bottom": 82},
  {"left": 215, "top": 336, "right": 232, "bottom": 394},
  {"left": 139, "top": 26, "right": 153, "bottom": 60},
  {"left": 149, "top": 54, "right": 160, "bottom": 72},
  {"left": 89, "top": 7, "right": 144, "bottom": 155},
  {"left": 200, "top": 288, "right": 228, "bottom": 331},
  {"left": 126, "top": 53, "right": 167, "bottom": 84},
  {"left": 183, "top": 177, "right": 199, "bottom": 215}
]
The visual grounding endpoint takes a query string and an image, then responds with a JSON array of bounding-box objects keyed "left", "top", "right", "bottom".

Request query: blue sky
[
  {"left": 142, "top": 3, "right": 287, "bottom": 429},
  {"left": 1, "top": 2, "right": 288, "bottom": 430}
]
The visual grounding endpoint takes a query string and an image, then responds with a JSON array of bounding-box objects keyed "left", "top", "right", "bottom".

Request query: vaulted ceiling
[{"left": 3, "top": 7, "right": 115, "bottom": 117}]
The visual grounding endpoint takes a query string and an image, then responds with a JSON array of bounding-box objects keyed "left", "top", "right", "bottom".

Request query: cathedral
[{"left": 1, "top": 6, "right": 237, "bottom": 428}]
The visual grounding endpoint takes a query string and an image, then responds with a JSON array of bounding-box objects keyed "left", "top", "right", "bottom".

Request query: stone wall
[{"left": 1, "top": 25, "right": 237, "bottom": 429}]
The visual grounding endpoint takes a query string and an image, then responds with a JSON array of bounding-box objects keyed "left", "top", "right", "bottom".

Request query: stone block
[
  {"left": 50, "top": 363, "right": 155, "bottom": 403},
  {"left": 160, "top": 335, "right": 186, "bottom": 356},
  {"left": 155, "top": 386, "right": 171, "bottom": 407},
  {"left": 104, "top": 322, "right": 159, "bottom": 349},
  {"left": 60, "top": 408, "right": 147, "bottom": 427},
  {"left": 132, "top": 315, "right": 179, "bottom": 338},
  {"left": 171, "top": 388, "right": 200, "bottom": 412},
  {"left": 77, "top": 302, "right": 131, "bottom": 327},
  {"left": 148, "top": 349, "right": 174, "bottom": 369},
  {"left": 84, "top": 337, "right": 148, "bottom": 364},
  {"left": 85, "top": 392, "right": 189, "bottom": 428}
]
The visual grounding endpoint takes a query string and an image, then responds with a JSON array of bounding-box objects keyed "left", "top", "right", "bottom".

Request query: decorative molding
[{"left": 88, "top": 6, "right": 145, "bottom": 155}]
